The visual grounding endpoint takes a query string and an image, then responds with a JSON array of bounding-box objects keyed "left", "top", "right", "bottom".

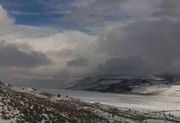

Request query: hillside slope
[{"left": 0, "top": 82, "right": 179, "bottom": 123}]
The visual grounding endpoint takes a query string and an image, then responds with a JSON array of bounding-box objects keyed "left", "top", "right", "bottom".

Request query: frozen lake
[{"left": 41, "top": 89, "right": 180, "bottom": 112}]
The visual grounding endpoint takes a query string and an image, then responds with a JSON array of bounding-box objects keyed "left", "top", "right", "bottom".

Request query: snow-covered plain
[{"left": 41, "top": 89, "right": 180, "bottom": 115}]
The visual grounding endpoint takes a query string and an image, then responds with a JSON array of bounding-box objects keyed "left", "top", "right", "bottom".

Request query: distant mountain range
[
  {"left": 7, "top": 74, "right": 180, "bottom": 95},
  {"left": 67, "top": 74, "right": 180, "bottom": 94}
]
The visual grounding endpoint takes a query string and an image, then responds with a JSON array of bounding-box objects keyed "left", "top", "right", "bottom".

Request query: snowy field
[{"left": 41, "top": 89, "right": 180, "bottom": 114}]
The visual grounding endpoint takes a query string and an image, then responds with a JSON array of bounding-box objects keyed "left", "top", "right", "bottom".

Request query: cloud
[
  {"left": 0, "top": 4, "right": 13, "bottom": 24},
  {"left": 67, "top": 57, "right": 88, "bottom": 67},
  {"left": 96, "top": 19, "right": 180, "bottom": 75},
  {"left": 153, "top": 0, "right": 180, "bottom": 17},
  {"left": 0, "top": 41, "right": 50, "bottom": 68},
  {"left": 63, "top": 0, "right": 160, "bottom": 30},
  {"left": 0, "top": 5, "right": 51, "bottom": 69},
  {"left": 0, "top": 5, "right": 14, "bottom": 35},
  {"left": 0, "top": 25, "right": 98, "bottom": 77},
  {"left": 96, "top": 57, "right": 149, "bottom": 75},
  {"left": 1, "top": 0, "right": 180, "bottom": 84}
]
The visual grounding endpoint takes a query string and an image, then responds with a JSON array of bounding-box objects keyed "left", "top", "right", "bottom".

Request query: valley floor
[{"left": 41, "top": 89, "right": 180, "bottom": 112}]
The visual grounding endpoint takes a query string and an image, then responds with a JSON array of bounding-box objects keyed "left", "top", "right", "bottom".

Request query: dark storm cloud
[
  {"left": 96, "top": 57, "right": 149, "bottom": 75},
  {"left": 67, "top": 57, "right": 88, "bottom": 67},
  {"left": 0, "top": 41, "right": 50, "bottom": 68},
  {"left": 63, "top": 0, "right": 132, "bottom": 29},
  {"left": 153, "top": 0, "right": 180, "bottom": 17},
  {"left": 97, "top": 19, "right": 180, "bottom": 75}
]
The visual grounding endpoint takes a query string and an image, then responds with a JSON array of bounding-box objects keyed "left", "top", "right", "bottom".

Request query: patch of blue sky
[
  {"left": 0, "top": 0, "right": 126, "bottom": 32},
  {"left": 0, "top": 0, "right": 72, "bottom": 26}
]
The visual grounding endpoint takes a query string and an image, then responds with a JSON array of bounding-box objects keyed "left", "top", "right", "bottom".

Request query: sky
[{"left": 0, "top": 0, "right": 180, "bottom": 83}]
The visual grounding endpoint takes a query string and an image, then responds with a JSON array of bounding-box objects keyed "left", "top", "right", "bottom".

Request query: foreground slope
[{"left": 0, "top": 82, "right": 179, "bottom": 123}]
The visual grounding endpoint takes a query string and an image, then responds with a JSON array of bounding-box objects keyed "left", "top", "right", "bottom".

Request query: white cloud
[
  {"left": 0, "top": 5, "right": 13, "bottom": 23},
  {"left": 0, "top": 5, "right": 14, "bottom": 35},
  {"left": 4, "top": 29, "right": 99, "bottom": 76},
  {"left": 0, "top": 6, "right": 99, "bottom": 77}
]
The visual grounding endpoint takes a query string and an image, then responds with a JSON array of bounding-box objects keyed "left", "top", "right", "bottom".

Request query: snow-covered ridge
[{"left": 0, "top": 82, "right": 179, "bottom": 123}]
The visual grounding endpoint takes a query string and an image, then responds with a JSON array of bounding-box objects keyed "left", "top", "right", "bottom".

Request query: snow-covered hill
[
  {"left": 68, "top": 74, "right": 180, "bottom": 94},
  {"left": 0, "top": 81, "right": 179, "bottom": 122}
]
